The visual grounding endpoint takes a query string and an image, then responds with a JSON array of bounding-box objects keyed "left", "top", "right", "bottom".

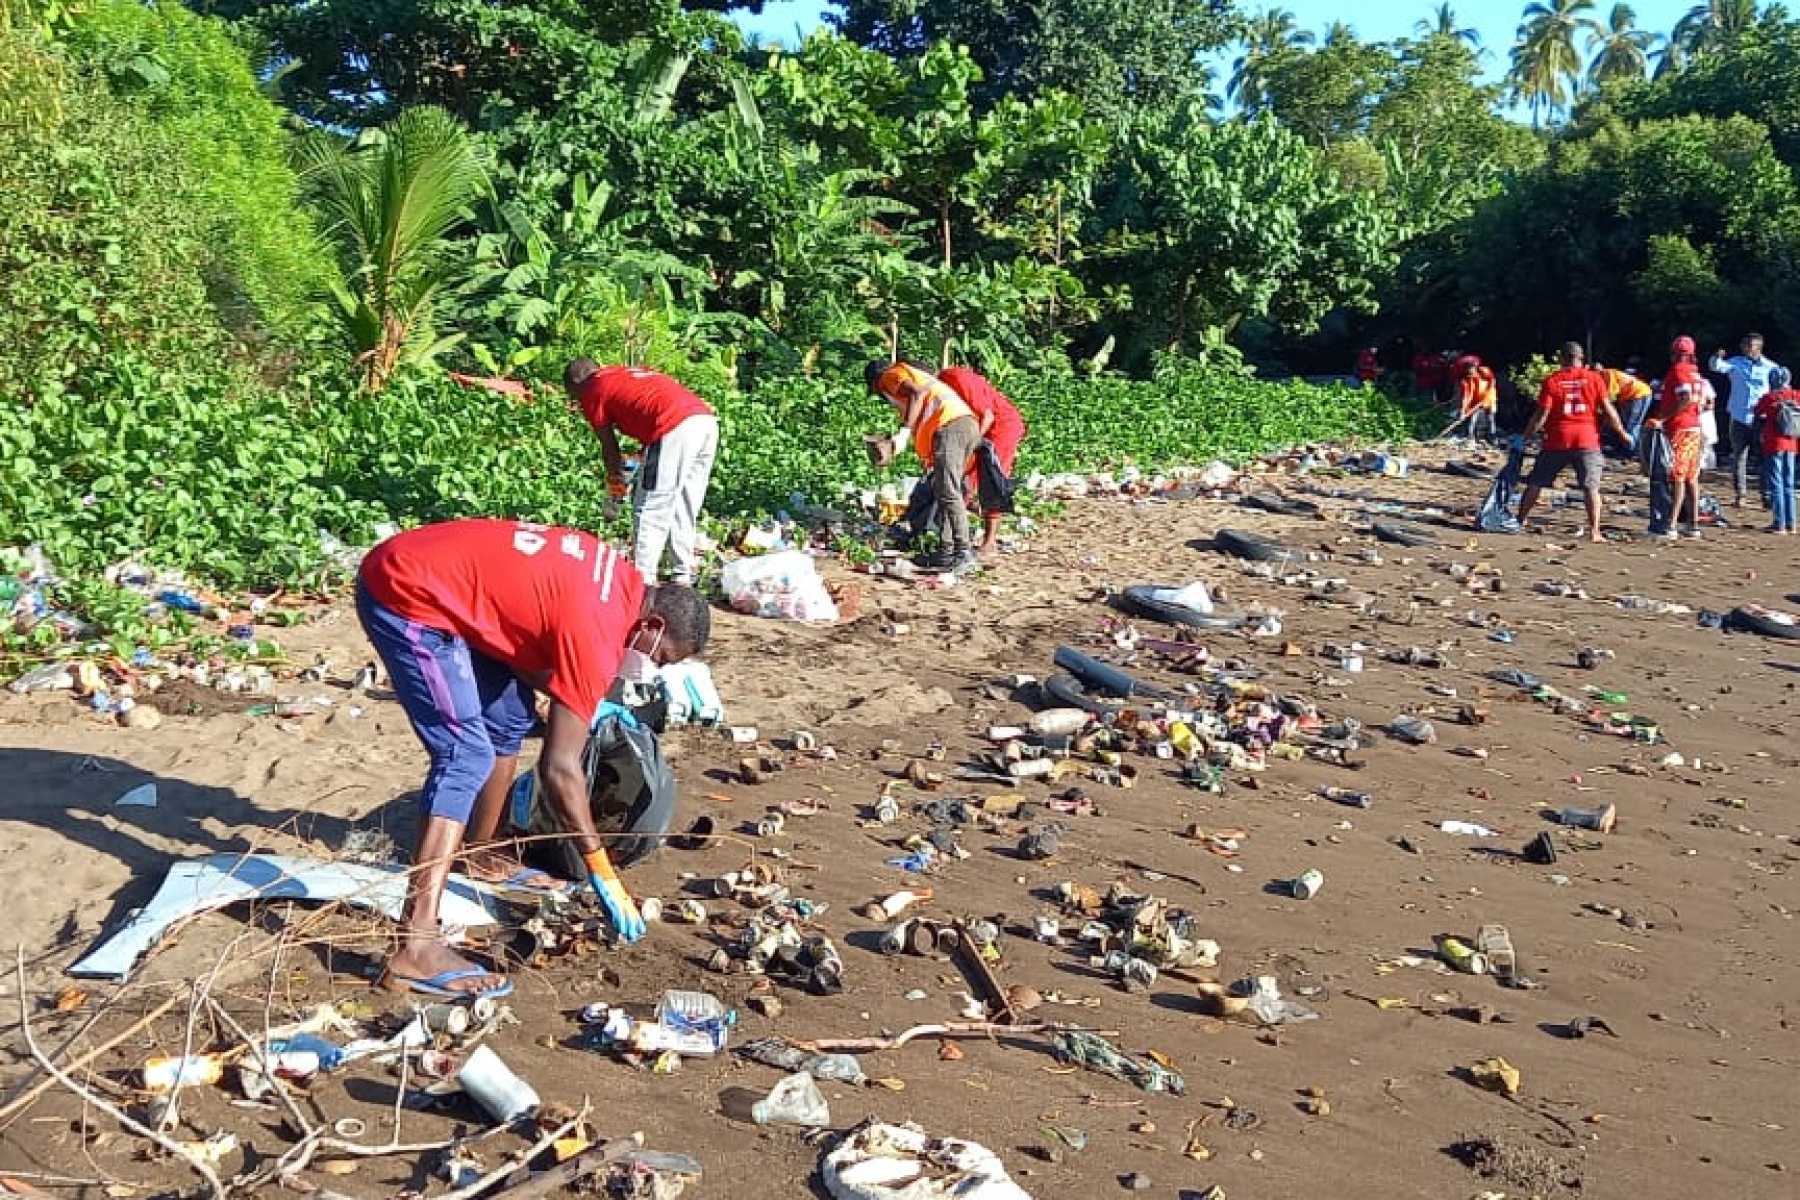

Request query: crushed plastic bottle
[
  {"left": 1240, "top": 976, "right": 1320, "bottom": 1026},
  {"left": 737, "top": 1038, "right": 867, "bottom": 1087},
  {"left": 1387, "top": 714, "right": 1438, "bottom": 745},
  {"left": 9, "top": 662, "right": 75, "bottom": 693},
  {"left": 751, "top": 1071, "right": 830, "bottom": 1127}
]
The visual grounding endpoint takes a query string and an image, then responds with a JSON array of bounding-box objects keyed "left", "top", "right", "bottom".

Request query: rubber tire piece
[
  {"left": 1443, "top": 460, "right": 1490, "bottom": 479},
  {"left": 1118, "top": 586, "right": 1247, "bottom": 630},
  {"left": 1730, "top": 605, "right": 1800, "bottom": 640},
  {"left": 1214, "top": 528, "right": 1295, "bottom": 562},
  {"left": 1241, "top": 493, "right": 1320, "bottom": 517},
  {"left": 1372, "top": 521, "right": 1439, "bottom": 547},
  {"left": 1044, "top": 673, "right": 1125, "bottom": 717}
]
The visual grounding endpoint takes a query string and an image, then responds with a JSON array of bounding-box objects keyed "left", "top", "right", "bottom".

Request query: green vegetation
[{"left": 6, "top": 0, "right": 1800, "bottom": 641}]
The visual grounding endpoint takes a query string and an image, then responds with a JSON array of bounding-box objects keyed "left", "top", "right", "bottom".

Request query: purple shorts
[{"left": 355, "top": 583, "right": 536, "bottom": 825}]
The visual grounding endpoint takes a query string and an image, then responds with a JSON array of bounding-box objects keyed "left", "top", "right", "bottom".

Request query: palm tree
[
  {"left": 299, "top": 107, "right": 489, "bottom": 392},
  {"left": 1416, "top": 3, "right": 1482, "bottom": 48},
  {"left": 1651, "top": 37, "right": 1688, "bottom": 77},
  {"left": 1322, "top": 20, "right": 1357, "bottom": 47},
  {"left": 1588, "top": 3, "right": 1660, "bottom": 84},
  {"left": 1228, "top": 8, "right": 1315, "bottom": 108},
  {"left": 1509, "top": 0, "right": 1598, "bottom": 126},
  {"left": 1672, "top": 0, "right": 1760, "bottom": 56}
]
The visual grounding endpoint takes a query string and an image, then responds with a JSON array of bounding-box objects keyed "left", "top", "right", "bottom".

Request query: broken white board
[{"left": 68, "top": 853, "right": 501, "bottom": 982}]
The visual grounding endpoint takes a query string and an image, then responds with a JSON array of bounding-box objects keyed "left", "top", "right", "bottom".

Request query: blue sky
[{"left": 735, "top": 1, "right": 1700, "bottom": 91}]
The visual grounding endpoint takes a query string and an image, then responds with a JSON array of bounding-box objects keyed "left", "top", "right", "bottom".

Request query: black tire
[
  {"left": 1214, "top": 528, "right": 1295, "bottom": 562},
  {"left": 1118, "top": 586, "right": 1248, "bottom": 630},
  {"left": 1045, "top": 673, "right": 1125, "bottom": 716},
  {"left": 1372, "top": 521, "right": 1439, "bottom": 547},
  {"left": 1730, "top": 605, "right": 1800, "bottom": 640},
  {"left": 1240, "top": 492, "right": 1320, "bottom": 518}
]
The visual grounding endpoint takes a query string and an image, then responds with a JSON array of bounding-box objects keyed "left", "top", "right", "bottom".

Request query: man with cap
[
  {"left": 1516, "top": 342, "right": 1633, "bottom": 544},
  {"left": 1647, "top": 335, "right": 1713, "bottom": 539}
]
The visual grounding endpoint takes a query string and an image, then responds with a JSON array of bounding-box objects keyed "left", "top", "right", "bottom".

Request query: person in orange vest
[
  {"left": 1454, "top": 354, "right": 1500, "bottom": 442},
  {"left": 866, "top": 360, "right": 982, "bottom": 571}
]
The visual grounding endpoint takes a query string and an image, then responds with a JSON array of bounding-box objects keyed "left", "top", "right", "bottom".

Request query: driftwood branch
[
  {"left": 795, "top": 1021, "right": 1120, "bottom": 1054},
  {"left": 13, "top": 948, "right": 227, "bottom": 1200}
]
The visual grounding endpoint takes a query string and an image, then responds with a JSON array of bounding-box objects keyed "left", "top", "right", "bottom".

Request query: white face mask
[{"left": 618, "top": 647, "right": 660, "bottom": 685}]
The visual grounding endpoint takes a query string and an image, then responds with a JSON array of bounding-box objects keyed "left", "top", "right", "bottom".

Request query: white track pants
[{"left": 634, "top": 414, "right": 719, "bottom": 585}]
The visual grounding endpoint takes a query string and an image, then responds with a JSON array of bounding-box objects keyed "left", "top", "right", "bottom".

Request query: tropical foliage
[{"left": 8, "top": 0, "right": 1800, "bottom": 634}]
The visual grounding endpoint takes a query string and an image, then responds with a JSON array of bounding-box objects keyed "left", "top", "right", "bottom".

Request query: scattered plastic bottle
[
  {"left": 737, "top": 1038, "right": 867, "bottom": 1087},
  {"left": 8, "top": 662, "right": 75, "bottom": 693},
  {"left": 751, "top": 1071, "right": 830, "bottom": 1127},
  {"left": 1387, "top": 714, "right": 1438, "bottom": 745},
  {"left": 1319, "top": 786, "right": 1372, "bottom": 809}
]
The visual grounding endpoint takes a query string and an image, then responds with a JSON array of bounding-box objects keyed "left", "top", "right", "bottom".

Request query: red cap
[{"left": 1671, "top": 335, "right": 1696, "bottom": 358}]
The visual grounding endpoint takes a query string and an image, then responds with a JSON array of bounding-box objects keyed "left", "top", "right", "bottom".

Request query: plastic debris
[
  {"left": 1468, "top": 1056, "right": 1522, "bottom": 1098},
  {"left": 1051, "top": 1031, "right": 1185, "bottom": 1095},
  {"left": 1388, "top": 715, "right": 1438, "bottom": 745},
  {"left": 821, "top": 1120, "right": 1033, "bottom": 1200},
  {"left": 1439, "top": 821, "right": 1498, "bottom": 837},
  {"left": 738, "top": 1038, "right": 868, "bottom": 1087},
  {"left": 721, "top": 551, "right": 839, "bottom": 622},
  {"left": 752, "top": 1071, "right": 830, "bottom": 1127},
  {"left": 115, "top": 783, "right": 158, "bottom": 808},
  {"left": 457, "top": 1044, "right": 540, "bottom": 1123},
  {"left": 1239, "top": 976, "right": 1319, "bottom": 1025}
]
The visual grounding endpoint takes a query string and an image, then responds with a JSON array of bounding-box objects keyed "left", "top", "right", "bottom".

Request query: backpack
[{"left": 1777, "top": 397, "right": 1800, "bottom": 439}]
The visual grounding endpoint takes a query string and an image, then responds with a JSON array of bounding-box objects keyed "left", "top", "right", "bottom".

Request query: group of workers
[
  {"left": 355, "top": 357, "right": 1026, "bottom": 999},
  {"left": 1455, "top": 333, "right": 1798, "bottom": 543},
  {"left": 352, "top": 330, "right": 1796, "bottom": 998}
]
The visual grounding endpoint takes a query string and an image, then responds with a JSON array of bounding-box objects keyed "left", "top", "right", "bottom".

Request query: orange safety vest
[{"left": 876, "top": 363, "right": 974, "bottom": 464}]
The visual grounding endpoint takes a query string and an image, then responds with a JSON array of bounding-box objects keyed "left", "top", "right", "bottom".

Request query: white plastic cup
[{"left": 456, "top": 1044, "right": 539, "bottom": 1124}]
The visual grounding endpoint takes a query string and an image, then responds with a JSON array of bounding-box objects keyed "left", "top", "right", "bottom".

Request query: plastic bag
[
  {"left": 822, "top": 1121, "right": 1034, "bottom": 1200},
  {"left": 721, "top": 551, "right": 839, "bottom": 622},
  {"left": 1148, "top": 581, "right": 1213, "bottom": 613},
  {"left": 512, "top": 714, "right": 677, "bottom": 872}
]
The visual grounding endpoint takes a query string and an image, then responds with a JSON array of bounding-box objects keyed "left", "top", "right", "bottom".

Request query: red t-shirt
[
  {"left": 940, "top": 367, "right": 1026, "bottom": 445},
  {"left": 1537, "top": 367, "right": 1607, "bottom": 452},
  {"left": 1413, "top": 352, "right": 1444, "bottom": 390},
  {"left": 1756, "top": 389, "right": 1800, "bottom": 455},
  {"left": 360, "top": 519, "right": 644, "bottom": 724},
  {"left": 1658, "top": 362, "right": 1705, "bottom": 436},
  {"left": 576, "top": 367, "right": 712, "bottom": 446}
]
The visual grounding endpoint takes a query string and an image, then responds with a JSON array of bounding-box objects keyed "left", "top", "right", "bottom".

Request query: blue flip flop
[
  {"left": 495, "top": 868, "right": 575, "bottom": 896},
  {"left": 380, "top": 966, "right": 514, "bottom": 1000}
]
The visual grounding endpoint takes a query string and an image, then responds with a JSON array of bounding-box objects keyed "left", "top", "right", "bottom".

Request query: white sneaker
[{"left": 1683, "top": 527, "right": 1702, "bottom": 540}]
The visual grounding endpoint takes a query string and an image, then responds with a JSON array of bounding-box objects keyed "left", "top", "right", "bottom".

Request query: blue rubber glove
[
  {"left": 595, "top": 700, "right": 642, "bottom": 730},
  {"left": 583, "top": 849, "right": 646, "bottom": 943}
]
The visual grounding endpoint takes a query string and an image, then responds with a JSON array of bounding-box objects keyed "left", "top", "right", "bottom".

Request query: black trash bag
[
  {"left": 972, "top": 440, "right": 1015, "bottom": 515},
  {"left": 513, "top": 714, "right": 678, "bottom": 876},
  {"left": 1475, "top": 442, "right": 1525, "bottom": 533},
  {"left": 901, "top": 440, "right": 1015, "bottom": 544},
  {"left": 1642, "top": 427, "right": 1674, "bottom": 533}
]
